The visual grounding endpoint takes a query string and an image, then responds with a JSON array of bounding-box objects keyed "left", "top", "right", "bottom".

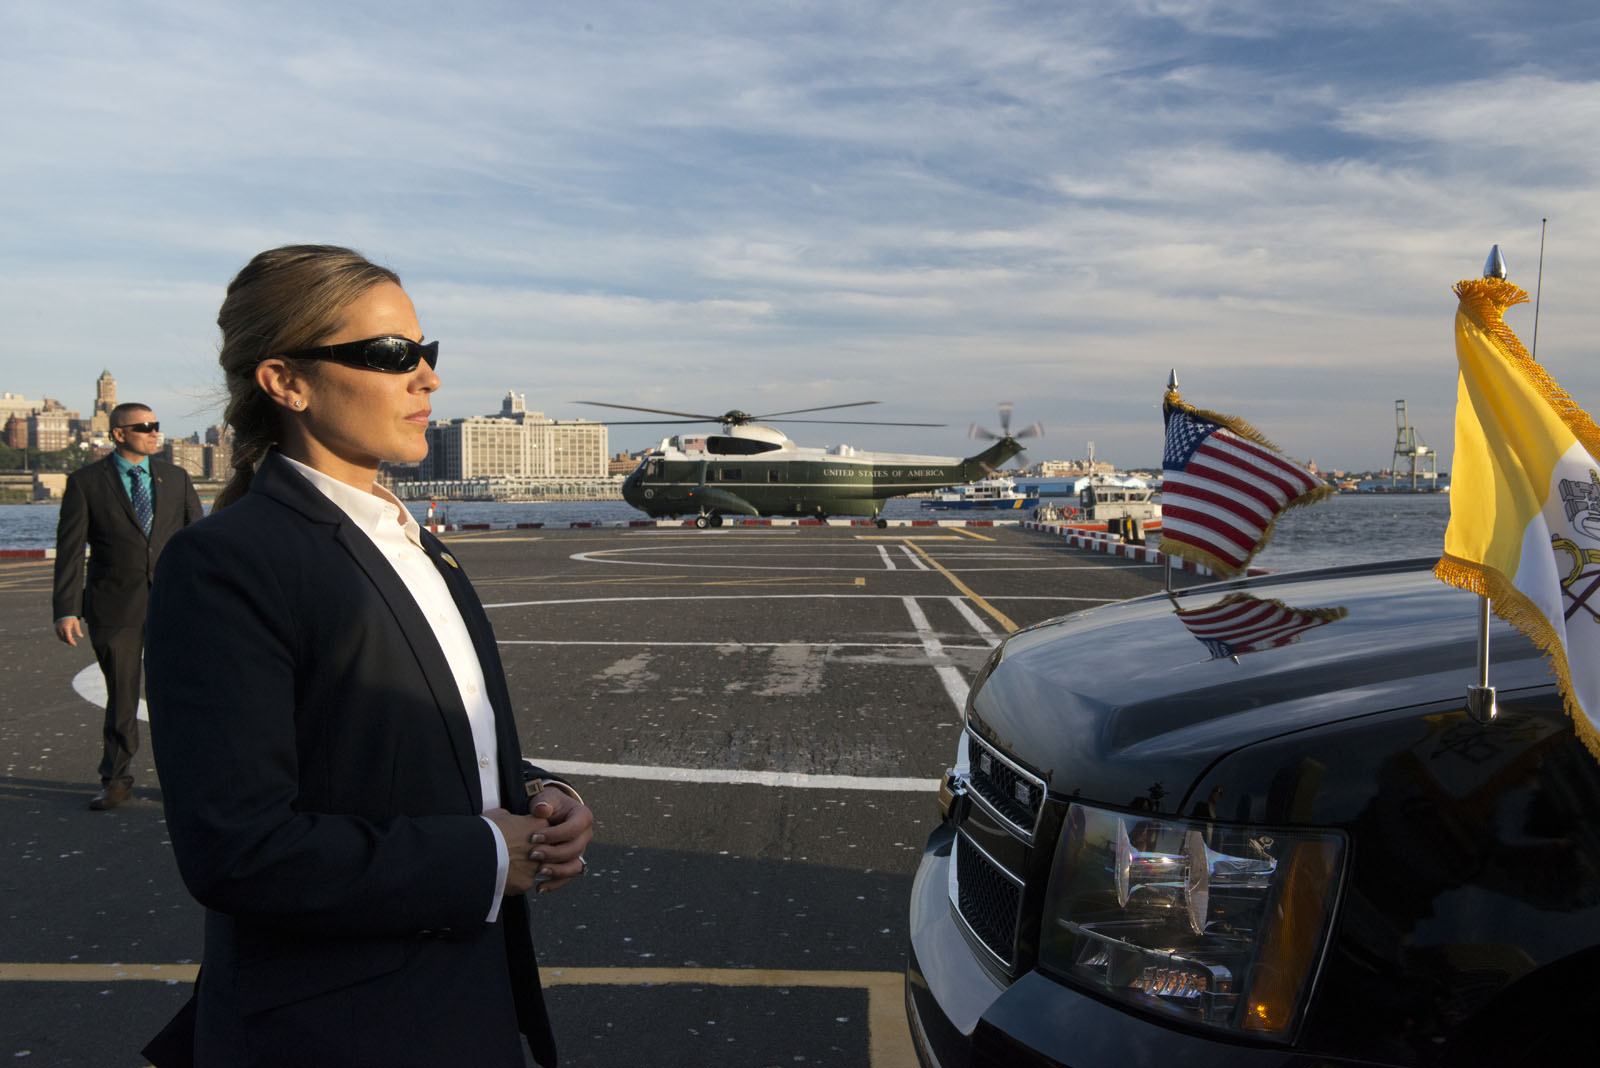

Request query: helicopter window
[
  {"left": 706, "top": 435, "right": 783, "bottom": 456},
  {"left": 645, "top": 460, "right": 662, "bottom": 477},
  {"left": 767, "top": 469, "right": 781, "bottom": 482},
  {"left": 719, "top": 468, "right": 743, "bottom": 481}
]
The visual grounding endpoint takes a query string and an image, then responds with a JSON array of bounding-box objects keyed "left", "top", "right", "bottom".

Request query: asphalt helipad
[{"left": 0, "top": 523, "right": 1195, "bottom": 1067}]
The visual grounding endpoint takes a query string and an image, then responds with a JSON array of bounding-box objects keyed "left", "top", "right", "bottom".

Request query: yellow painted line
[
  {"left": 0, "top": 963, "right": 198, "bottom": 981},
  {"left": 0, "top": 963, "right": 914, "bottom": 1068},
  {"left": 855, "top": 535, "right": 963, "bottom": 542},
  {"left": 902, "top": 540, "right": 1018, "bottom": 633},
  {"left": 541, "top": 968, "right": 912, "bottom": 1068},
  {"left": 950, "top": 527, "right": 995, "bottom": 541}
]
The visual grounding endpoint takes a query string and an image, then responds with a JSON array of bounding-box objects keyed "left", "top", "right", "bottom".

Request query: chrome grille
[
  {"left": 953, "top": 833, "right": 1022, "bottom": 968},
  {"left": 966, "top": 731, "right": 1046, "bottom": 840}
]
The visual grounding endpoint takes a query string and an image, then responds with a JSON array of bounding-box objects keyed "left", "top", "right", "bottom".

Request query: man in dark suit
[{"left": 52, "top": 402, "right": 203, "bottom": 810}]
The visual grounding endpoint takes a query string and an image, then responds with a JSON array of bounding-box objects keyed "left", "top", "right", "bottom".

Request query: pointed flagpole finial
[
  {"left": 1167, "top": 368, "right": 1179, "bottom": 391},
  {"left": 1484, "top": 245, "right": 1508, "bottom": 280}
]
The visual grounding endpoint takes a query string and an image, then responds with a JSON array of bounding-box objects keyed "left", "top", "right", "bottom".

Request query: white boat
[{"left": 922, "top": 476, "right": 1041, "bottom": 511}]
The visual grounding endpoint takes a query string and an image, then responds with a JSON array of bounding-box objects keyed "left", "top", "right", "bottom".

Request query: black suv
[{"left": 906, "top": 559, "right": 1600, "bottom": 1067}]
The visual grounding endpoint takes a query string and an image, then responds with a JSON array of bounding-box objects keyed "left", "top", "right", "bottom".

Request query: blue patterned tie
[{"left": 129, "top": 466, "right": 153, "bottom": 535}]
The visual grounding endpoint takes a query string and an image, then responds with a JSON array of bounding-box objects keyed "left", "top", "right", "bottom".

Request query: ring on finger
[{"left": 577, "top": 855, "right": 588, "bottom": 876}]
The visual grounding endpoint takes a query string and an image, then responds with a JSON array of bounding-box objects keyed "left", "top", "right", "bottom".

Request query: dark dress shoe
[{"left": 89, "top": 785, "right": 131, "bottom": 810}]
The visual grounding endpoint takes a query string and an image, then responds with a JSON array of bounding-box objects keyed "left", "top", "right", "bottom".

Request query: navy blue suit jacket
[{"left": 143, "top": 453, "right": 556, "bottom": 1068}]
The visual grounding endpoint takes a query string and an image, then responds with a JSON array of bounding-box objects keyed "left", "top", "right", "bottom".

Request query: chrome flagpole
[
  {"left": 1164, "top": 369, "right": 1177, "bottom": 593},
  {"left": 1467, "top": 246, "right": 1504, "bottom": 724}
]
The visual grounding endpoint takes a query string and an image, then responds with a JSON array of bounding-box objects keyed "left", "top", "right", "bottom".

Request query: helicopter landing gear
[
  {"left": 694, "top": 513, "right": 724, "bottom": 529},
  {"left": 875, "top": 517, "right": 888, "bottom": 529}
]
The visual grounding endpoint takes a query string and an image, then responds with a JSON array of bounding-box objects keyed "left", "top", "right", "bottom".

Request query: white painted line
[
  {"left": 533, "top": 758, "right": 937, "bottom": 792},
  {"left": 499, "top": 640, "right": 923, "bottom": 648},
  {"left": 948, "top": 597, "right": 1001, "bottom": 647},
  {"left": 486, "top": 593, "right": 952, "bottom": 608},
  {"left": 936, "top": 565, "right": 1160, "bottom": 572},
  {"left": 877, "top": 545, "right": 897, "bottom": 570},
  {"left": 571, "top": 546, "right": 886, "bottom": 571},
  {"left": 898, "top": 545, "right": 930, "bottom": 570},
  {"left": 902, "top": 596, "right": 970, "bottom": 716}
]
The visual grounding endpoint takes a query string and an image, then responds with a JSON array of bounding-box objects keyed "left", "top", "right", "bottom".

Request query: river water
[{"left": 3, "top": 492, "right": 1450, "bottom": 573}]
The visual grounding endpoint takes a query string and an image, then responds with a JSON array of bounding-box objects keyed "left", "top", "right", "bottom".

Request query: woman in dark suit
[{"left": 143, "top": 245, "right": 593, "bottom": 1068}]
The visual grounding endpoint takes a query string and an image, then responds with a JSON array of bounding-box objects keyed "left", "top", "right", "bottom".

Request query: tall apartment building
[
  {"left": 92, "top": 369, "right": 117, "bottom": 434},
  {"left": 163, "top": 439, "right": 207, "bottom": 478},
  {"left": 421, "top": 391, "right": 608, "bottom": 481}
]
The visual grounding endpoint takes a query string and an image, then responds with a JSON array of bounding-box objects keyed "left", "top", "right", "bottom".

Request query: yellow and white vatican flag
[{"left": 1435, "top": 275, "right": 1600, "bottom": 761}]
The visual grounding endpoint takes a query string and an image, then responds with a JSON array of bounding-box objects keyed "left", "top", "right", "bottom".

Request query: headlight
[{"left": 1038, "top": 802, "right": 1344, "bottom": 1040}]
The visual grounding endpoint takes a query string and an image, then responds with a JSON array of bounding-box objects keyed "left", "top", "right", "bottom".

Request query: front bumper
[{"left": 906, "top": 827, "right": 1359, "bottom": 1068}]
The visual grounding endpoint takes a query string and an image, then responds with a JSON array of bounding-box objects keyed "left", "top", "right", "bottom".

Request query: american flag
[
  {"left": 1159, "top": 391, "right": 1334, "bottom": 576},
  {"left": 1175, "top": 593, "right": 1347, "bottom": 660}
]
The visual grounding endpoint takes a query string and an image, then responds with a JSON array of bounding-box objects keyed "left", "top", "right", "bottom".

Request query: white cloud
[{"left": 1, "top": 1, "right": 1598, "bottom": 471}]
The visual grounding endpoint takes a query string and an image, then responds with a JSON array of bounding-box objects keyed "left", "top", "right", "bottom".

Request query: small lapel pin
[{"left": 440, "top": 551, "right": 460, "bottom": 569}]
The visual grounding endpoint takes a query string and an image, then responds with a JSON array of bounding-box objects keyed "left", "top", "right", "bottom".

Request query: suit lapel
[
  {"left": 420, "top": 532, "right": 527, "bottom": 812},
  {"left": 254, "top": 455, "right": 485, "bottom": 810},
  {"left": 99, "top": 457, "right": 143, "bottom": 536}
]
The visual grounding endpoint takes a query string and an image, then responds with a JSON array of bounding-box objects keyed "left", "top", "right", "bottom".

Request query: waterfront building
[
  {"left": 163, "top": 439, "right": 207, "bottom": 478},
  {"left": 1036, "top": 458, "right": 1115, "bottom": 478},
  {"left": 28, "top": 404, "right": 75, "bottom": 451},
  {"left": 420, "top": 391, "right": 609, "bottom": 482},
  {"left": 608, "top": 450, "right": 644, "bottom": 476},
  {"left": 3, "top": 415, "right": 26, "bottom": 450},
  {"left": 91, "top": 369, "right": 117, "bottom": 434},
  {"left": 0, "top": 391, "right": 41, "bottom": 426},
  {"left": 205, "top": 439, "right": 232, "bottom": 480}
]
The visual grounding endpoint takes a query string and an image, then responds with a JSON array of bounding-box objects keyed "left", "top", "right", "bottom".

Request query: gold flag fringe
[
  {"left": 1157, "top": 534, "right": 1242, "bottom": 577},
  {"left": 1434, "top": 552, "right": 1600, "bottom": 765},
  {"left": 1438, "top": 278, "right": 1600, "bottom": 764},
  {"left": 1453, "top": 278, "right": 1600, "bottom": 463},
  {"left": 1160, "top": 387, "right": 1338, "bottom": 577}
]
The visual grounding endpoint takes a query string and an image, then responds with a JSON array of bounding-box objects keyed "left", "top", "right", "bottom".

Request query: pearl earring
[{"left": 293, "top": 400, "right": 304, "bottom": 409}]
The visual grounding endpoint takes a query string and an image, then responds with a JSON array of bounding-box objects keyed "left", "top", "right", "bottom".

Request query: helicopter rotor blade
[
  {"left": 997, "top": 402, "right": 1015, "bottom": 437},
  {"left": 749, "top": 402, "right": 883, "bottom": 419},
  {"left": 572, "top": 401, "right": 724, "bottom": 421},
  {"left": 575, "top": 418, "right": 721, "bottom": 426},
  {"left": 776, "top": 418, "right": 946, "bottom": 427}
]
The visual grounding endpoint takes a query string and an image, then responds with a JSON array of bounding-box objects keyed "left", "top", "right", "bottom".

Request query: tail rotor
[{"left": 969, "top": 402, "right": 1043, "bottom": 474}]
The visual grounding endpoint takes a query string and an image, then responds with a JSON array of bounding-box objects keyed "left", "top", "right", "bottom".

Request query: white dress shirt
[{"left": 281, "top": 456, "right": 511, "bottom": 920}]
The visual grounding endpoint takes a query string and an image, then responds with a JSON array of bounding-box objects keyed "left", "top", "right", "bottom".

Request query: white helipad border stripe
[
  {"left": 72, "top": 663, "right": 149, "bottom": 723},
  {"left": 877, "top": 545, "right": 897, "bottom": 570}
]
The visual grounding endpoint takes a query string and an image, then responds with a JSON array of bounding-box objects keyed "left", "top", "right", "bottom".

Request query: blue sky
[{"left": 5, "top": 0, "right": 1598, "bottom": 470}]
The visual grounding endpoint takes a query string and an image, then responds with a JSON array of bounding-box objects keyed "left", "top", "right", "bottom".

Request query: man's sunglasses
[
  {"left": 115, "top": 422, "right": 160, "bottom": 434},
  {"left": 276, "top": 335, "right": 439, "bottom": 373}
]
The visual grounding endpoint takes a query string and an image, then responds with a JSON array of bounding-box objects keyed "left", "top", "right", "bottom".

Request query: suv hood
[{"left": 966, "top": 558, "right": 1552, "bottom": 811}]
